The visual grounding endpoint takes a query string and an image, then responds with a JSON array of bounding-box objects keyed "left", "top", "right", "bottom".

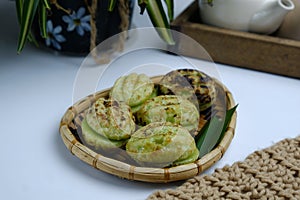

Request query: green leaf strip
[
  {"left": 217, "top": 104, "right": 238, "bottom": 145},
  {"left": 146, "top": 0, "right": 175, "bottom": 45},
  {"left": 195, "top": 104, "right": 238, "bottom": 158},
  {"left": 28, "top": 32, "right": 39, "bottom": 47},
  {"left": 17, "top": 0, "right": 40, "bottom": 53},
  {"left": 163, "top": 0, "right": 174, "bottom": 21},
  {"left": 108, "top": 0, "right": 117, "bottom": 12},
  {"left": 195, "top": 115, "right": 224, "bottom": 158},
  {"left": 42, "top": 0, "right": 50, "bottom": 9},
  {"left": 39, "top": 2, "right": 47, "bottom": 38},
  {"left": 15, "top": 0, "right": 23, "bottom": 24}
]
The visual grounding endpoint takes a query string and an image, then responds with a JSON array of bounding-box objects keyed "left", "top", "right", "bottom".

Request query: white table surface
[{"left": 1, "top": 1, "right": 300, "bottom": 200}]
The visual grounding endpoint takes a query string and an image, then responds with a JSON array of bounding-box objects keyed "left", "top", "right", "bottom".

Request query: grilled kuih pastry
[
  {"left": 110, "top": 73, "right": 156, "bottom": 112},
  {"left": 82, "top": 98, "right": 135, "bottom": 150},
  {"left": 126, "top": 122, "right": 199, "bottom": 167},
  {"left": 159, "top": 69, "right": 217, "bottom": 112},
  {"left": 81, "top": 119, "right": 128, "bottom": 150},
  {"left": 136, "top": 95, "right": 200, "bottom": 135}
]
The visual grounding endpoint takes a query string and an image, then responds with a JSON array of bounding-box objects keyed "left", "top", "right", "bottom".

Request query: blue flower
[
  {"left": 45, "top": 20, "right": 66, "bottom": 50},
  {"left": 62, "top": 7, "right": 91, "bottom": 36}
]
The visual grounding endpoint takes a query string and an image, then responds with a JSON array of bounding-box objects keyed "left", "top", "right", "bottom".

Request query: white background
[{"left": 1, "top": 0, "right": 300, "bottom": 199}]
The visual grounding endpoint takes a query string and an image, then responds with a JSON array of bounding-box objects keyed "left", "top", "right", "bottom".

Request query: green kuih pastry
[
  {"left": 81, "top": 119, "right": 127, "bottom": 150},
  {"left": 136, "top": 95, "right": 200, "bottom": 134},
  {"left": 126, "top": 122, "right": 199, "bottom": 168},
  {"left": 159, "top": 69, "right": 217, "bottom": 112},
  {"left": 85, "top": 98, "right": 136, "bottom": 141},
  {"left": 109, "top": 73, "right": 155, "bottom": 112}
]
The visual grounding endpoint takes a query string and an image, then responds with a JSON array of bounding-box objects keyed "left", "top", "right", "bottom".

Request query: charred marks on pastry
[
  {"left": 177, "top": 68, "right": 194, "bottom": 74},
  {"left": 87, "top": 108, "right": 93, "bottom": 114},
  {"left": 198, "top": 74, "right": 212, "bottom": 83},
  {"left": 103, "top": 99, "right": 118, "bottom": 108},
  {"left": 173, "top": 74, "right": 184, "bottom": 84},
  {"left": 185, "top": 76, "right": 196, "bottom": 86},
  {"left": 198, "top": 95, "right": 212, "bottom": 104},
  {"left": 97, "top": 112, "right": 108, "bottom": 121},
  {"left": 142, "top": 128, "right": 153, "bottom": 137},
  {"left": 140, "top": 121, "right": 147, "bottom": 126},
  {"left": 120, "top": 115, "right": 126, "bottom": 121}
]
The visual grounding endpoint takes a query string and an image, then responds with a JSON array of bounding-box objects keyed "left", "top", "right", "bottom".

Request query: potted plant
[{"left": 16, "top": 0, "right": 175, "bottom": 55}]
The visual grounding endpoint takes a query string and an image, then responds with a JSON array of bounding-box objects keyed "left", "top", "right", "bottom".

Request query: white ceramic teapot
[
  {"left": 198, "top": 0, "right": 295, "bottom": 34},
  {"left": 277, "top": 0, "right": 300, "bottom": 40}
]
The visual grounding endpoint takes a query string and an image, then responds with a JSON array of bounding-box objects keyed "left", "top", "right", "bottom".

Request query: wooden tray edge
[{"left": 170, "top": 2, "right": 300, "bottom": 79}]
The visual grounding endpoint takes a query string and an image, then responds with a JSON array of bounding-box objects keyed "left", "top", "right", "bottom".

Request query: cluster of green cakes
[{"left": 81, "top": 69, "right": 217, "bottom": 168}]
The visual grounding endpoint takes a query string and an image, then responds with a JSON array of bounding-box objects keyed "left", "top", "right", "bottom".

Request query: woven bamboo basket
[{"left": 59, "top": 76, "right": 237, "bottom": 183}]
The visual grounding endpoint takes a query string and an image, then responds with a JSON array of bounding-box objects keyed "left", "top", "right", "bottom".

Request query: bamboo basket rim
[{"left": 59, "top": 75, "right": 237, "bottom": 183}]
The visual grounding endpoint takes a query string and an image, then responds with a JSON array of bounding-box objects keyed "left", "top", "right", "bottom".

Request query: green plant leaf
[
  {"left": 108, "top": 0, "right": 117, "bottom": 12},
  {"left": 15, "top": 0, "right": 23, "bottom": 24},
  {"left": 42, "top": 0, "right": 50, "bottom": 9},
  {"left": 195, "top": 116, "right": 223, "bottom": 158},
  {"left": 146, "top": 0, "right": 175, "bottom": 45},
  {"left": 28, "top": 32, "right": 39, "bottom": 46},
  {"left": 163, "top": 0, "right": 174, "bottom": 21},
  {"left": 217, "top": 104, "right": 238, "bottom": 145},
  {"left": 38, "top": 2, "right": 47, "bottom": 38},
  {"left": 16, "top": 0, "right": 37, "bottom": 45},
  {"left": 17, "top": 0, "right": 40, "bottom": 53},
  {"left": 195, "top": 104, "right": 238, "bottom": 158}
]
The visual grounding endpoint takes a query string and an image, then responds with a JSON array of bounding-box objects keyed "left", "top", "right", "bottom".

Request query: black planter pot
[{"left": 33, "top": 0, "right": 134, "bottom": 55}]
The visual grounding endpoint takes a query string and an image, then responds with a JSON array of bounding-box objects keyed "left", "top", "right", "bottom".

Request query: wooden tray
[
  {"left": 59, "top": 76, "right": 237, "bottom": 183},
  {"left": 169, "top": 2, "right": 300, "bottom": 79}
]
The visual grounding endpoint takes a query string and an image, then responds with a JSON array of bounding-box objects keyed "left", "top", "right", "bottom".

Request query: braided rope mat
[{"left": 148, "top": 136, "right": 300, "bottom": 200}]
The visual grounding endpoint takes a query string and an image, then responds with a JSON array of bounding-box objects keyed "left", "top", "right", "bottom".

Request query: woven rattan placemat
[{"left": 148, "top": 136, "right": 300, "bottom": 200}]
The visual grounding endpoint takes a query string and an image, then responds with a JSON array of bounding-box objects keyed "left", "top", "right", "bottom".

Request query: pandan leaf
[
  {"left": 42, "top": 0, "right": 50, "bottom": 9},
  {"left": 195, "top": 104, "right": 238, "bottom": 158},
  {"left": 146, "top": 0, "right": 175, "bottom": 45},
  {"left": 163, "top": 0, "right": 174, "bottom": 21},
  {"left": 108, "top": 0, "right": 117, "bottom": 12},
  {"left": 217, "top": 104, "right": 238, "bottom": 145},
  {"left": 39, "top": 2, "right": 47, "bottom": 38},
  {"left": 16, "top": 0, "right": 38, "bottom": 46},
  {"left": 30, "top": 34, "right": 39, "bottom": 46},
  {"left": 195, "top": 116, "right": 223, "bottom": 158},
  {"left": 17, "top": 0, "right": 40, "bottom": 53},
  {"left": 15, "top": 0, "right": 23, "bottom": 24}
]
